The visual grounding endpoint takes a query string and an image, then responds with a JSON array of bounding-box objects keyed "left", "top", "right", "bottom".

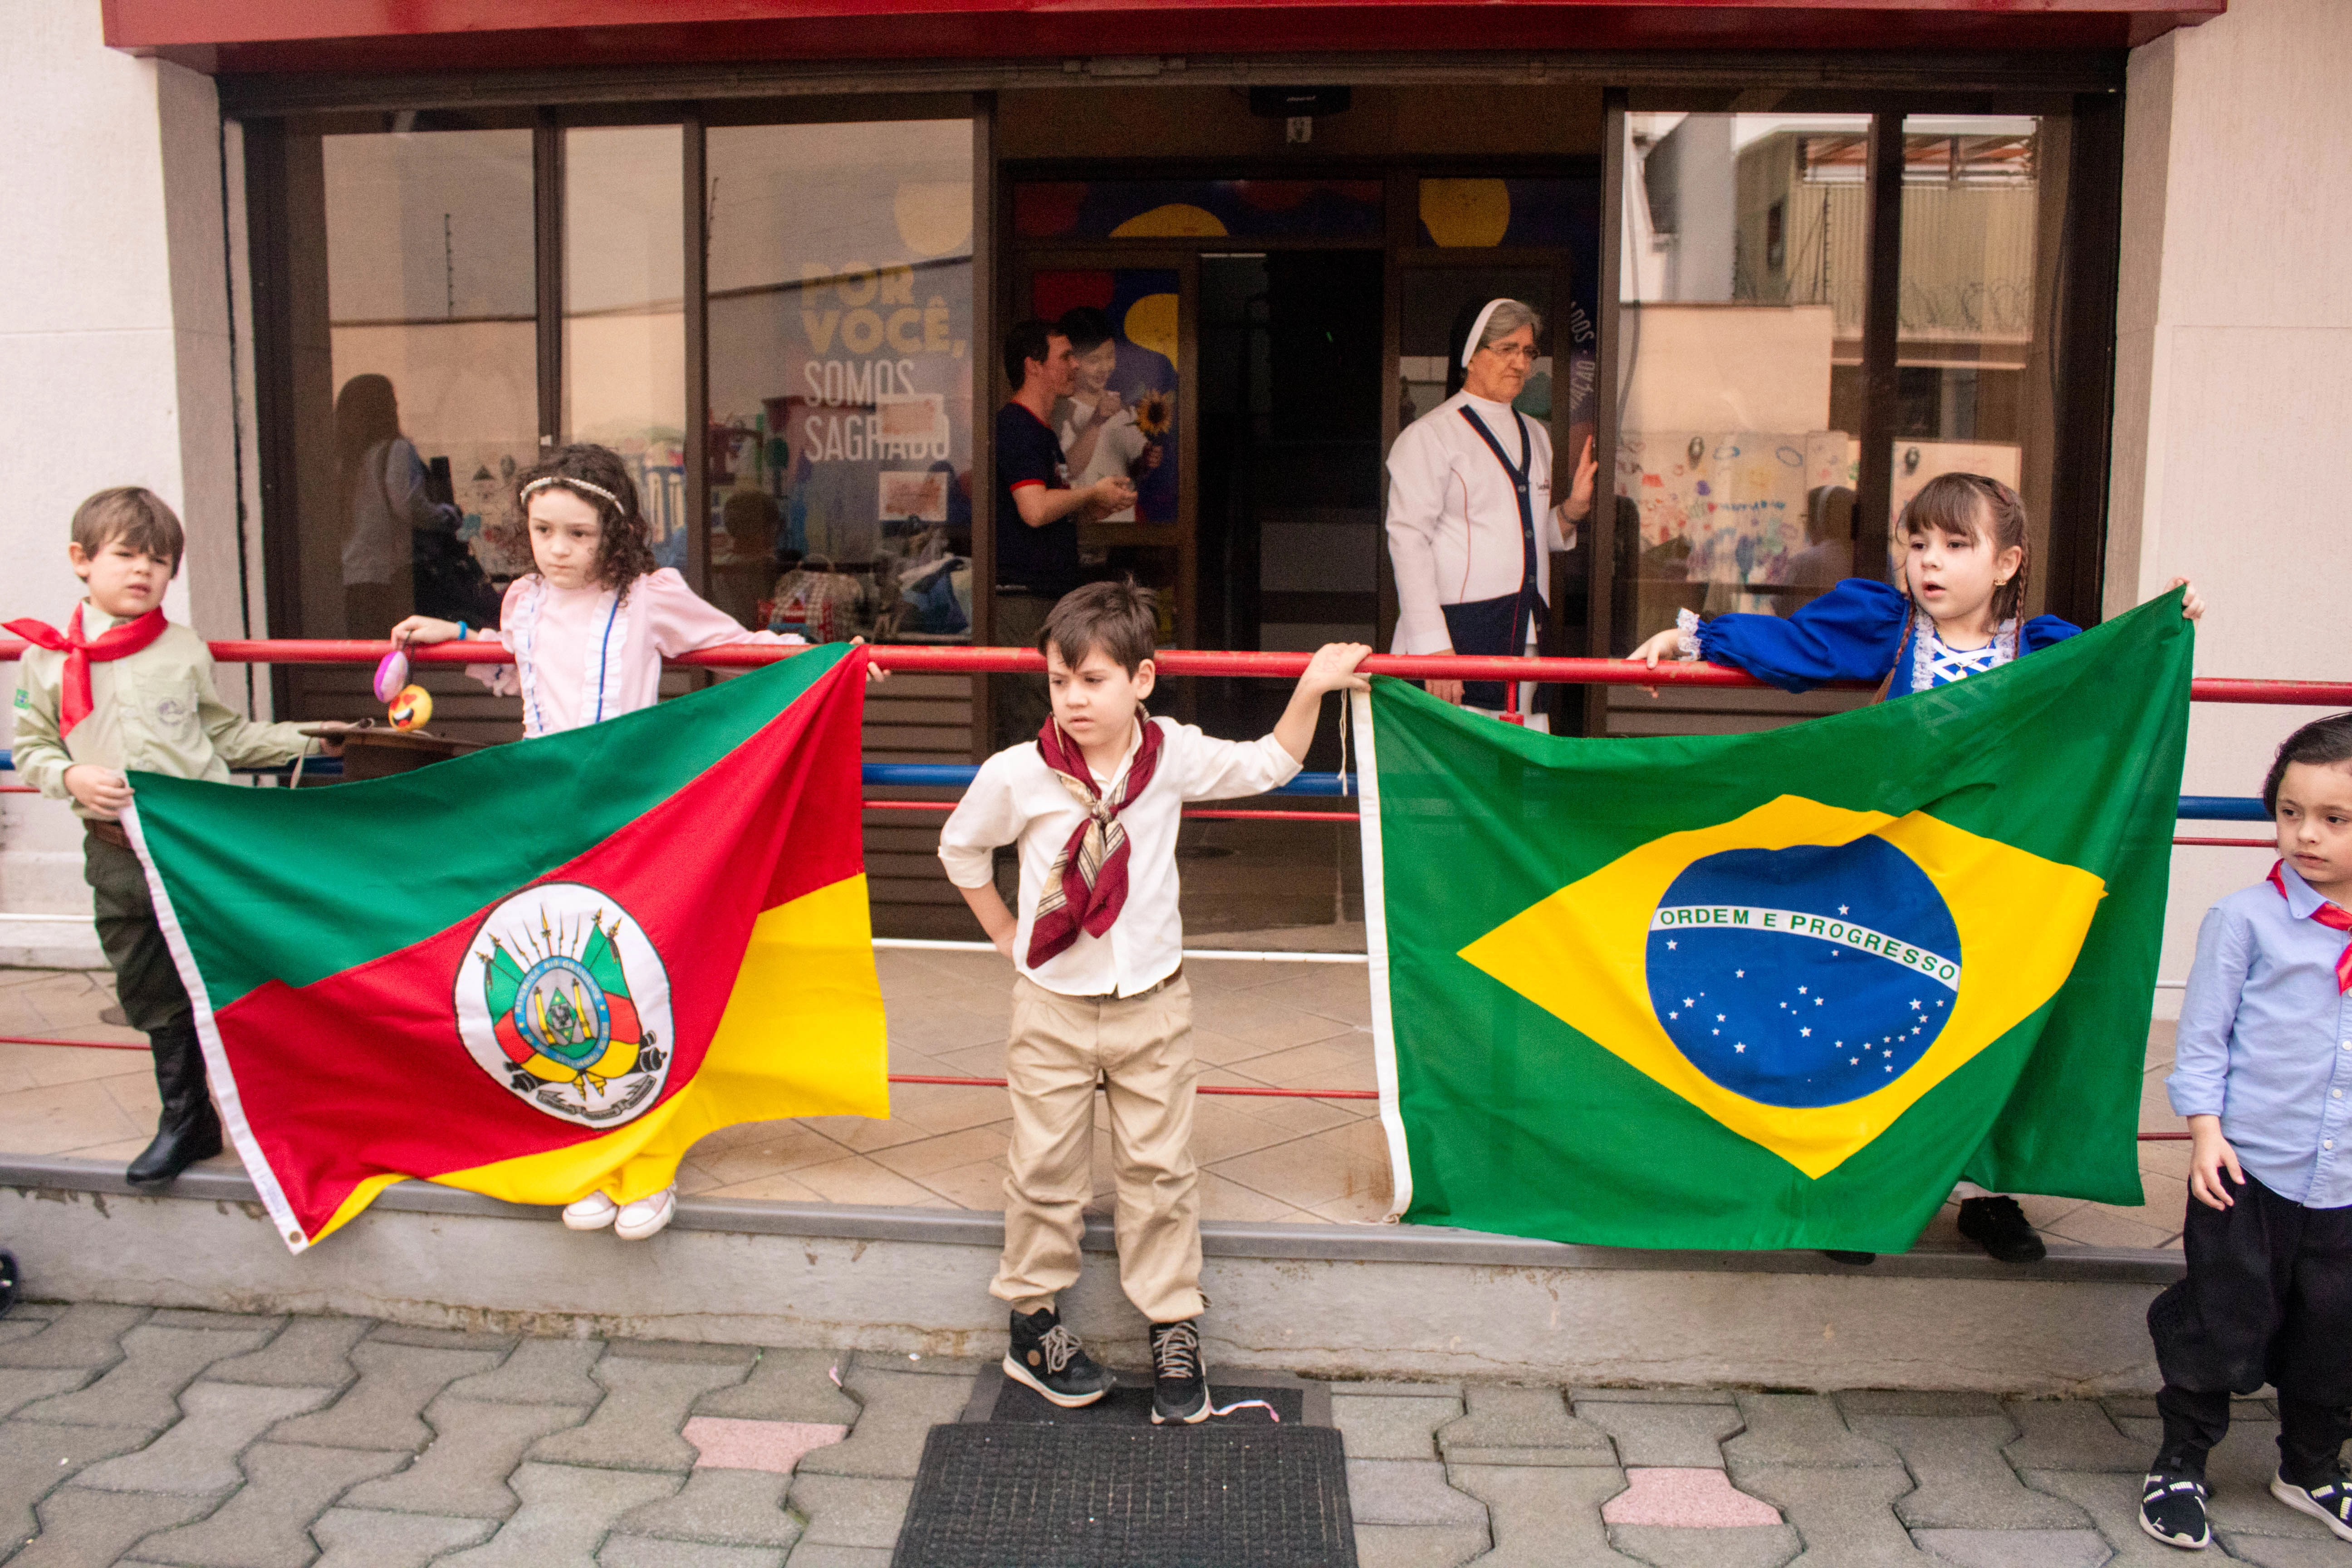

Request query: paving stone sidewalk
[{"left": 0, "top": 1302, "right": 2333, "bottom": 1566}]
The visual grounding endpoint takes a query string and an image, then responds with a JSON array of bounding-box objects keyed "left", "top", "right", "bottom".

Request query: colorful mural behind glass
[
  {"left": 1015, "top": 181, "right": 1383, "bottom": 241},
  {"left": 1420, "top": 177, "right": 1603, "bottom": 430},
  {"left": 1030, "top": 269, "right": 1181, "bottom": 527}
]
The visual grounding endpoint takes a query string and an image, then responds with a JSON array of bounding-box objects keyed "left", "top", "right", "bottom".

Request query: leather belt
[
  {"left": 84, "top": 819, "right": 132, "bottom": 851},
  {"left": 1075, "top": 964, "right": 1183, "bottom": 1004}
]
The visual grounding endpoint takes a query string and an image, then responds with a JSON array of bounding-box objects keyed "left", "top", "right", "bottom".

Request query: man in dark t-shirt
[{"left": 993, "top": 318, "right": 1135, "bottom": 745}]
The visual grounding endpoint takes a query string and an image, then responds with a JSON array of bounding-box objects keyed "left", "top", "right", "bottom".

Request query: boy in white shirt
[{"left": 939, "top": 580, "right": 1367, "bottom": 1422}]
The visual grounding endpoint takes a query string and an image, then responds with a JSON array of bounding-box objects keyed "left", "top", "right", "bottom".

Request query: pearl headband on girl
[
  {"left": 521, "top": 475, "right": 623, "bottom": 510},
  {"left": 1461, "top": 298, "right": 1512, "bottom": 368}
]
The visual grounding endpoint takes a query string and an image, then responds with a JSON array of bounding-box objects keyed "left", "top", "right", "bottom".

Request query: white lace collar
[
  {"left": 1909, "top": 612, "right": 2018, "bottom": 692},
  {"left": 505, "top": 575, "right": 631, "bottom": 737}
]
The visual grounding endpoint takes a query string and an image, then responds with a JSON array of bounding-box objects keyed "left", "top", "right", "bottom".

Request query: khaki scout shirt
[{"left": 9, "top": 603, "right": 318, "bottom": 818}]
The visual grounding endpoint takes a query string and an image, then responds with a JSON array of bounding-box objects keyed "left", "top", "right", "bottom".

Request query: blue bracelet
[{"left": 454, "top": 622, "right": 470, "bottom": 642}]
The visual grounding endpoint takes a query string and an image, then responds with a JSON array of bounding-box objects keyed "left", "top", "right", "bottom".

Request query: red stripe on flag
[{"left": 209, "top": 656, "right": 868, "bottom": 1235}]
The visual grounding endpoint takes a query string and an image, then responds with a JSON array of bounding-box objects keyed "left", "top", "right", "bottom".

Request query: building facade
[{"left": 0, "top": 0, "right": 2342, "bottom": 1000}]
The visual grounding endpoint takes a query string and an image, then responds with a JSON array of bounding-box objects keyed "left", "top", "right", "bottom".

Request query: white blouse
[
  {"left": 471, "top": 568, "right": 802, "bottom": 737},
  {"left": 1383, "top": 391, "right": 1569, "bottom": 657}
]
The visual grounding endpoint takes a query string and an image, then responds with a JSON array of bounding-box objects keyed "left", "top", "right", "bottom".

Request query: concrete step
[{"left": 0, "top": 1156, "right": 2178, "bottom": 1396}]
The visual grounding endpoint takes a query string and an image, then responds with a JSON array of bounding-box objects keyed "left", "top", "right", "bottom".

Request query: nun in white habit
[{"left": 1384, "top": 298, "right": 1594, "bottom": 728}]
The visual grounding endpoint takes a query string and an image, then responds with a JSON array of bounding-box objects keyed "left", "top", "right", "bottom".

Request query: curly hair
[{"left": 508, "top": 444, "right": 658, "bottom": 600}]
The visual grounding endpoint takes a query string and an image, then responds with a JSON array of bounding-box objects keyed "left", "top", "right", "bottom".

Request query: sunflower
[{"left": 1132, "top": 389, "right": 1173, "bottom": 441}]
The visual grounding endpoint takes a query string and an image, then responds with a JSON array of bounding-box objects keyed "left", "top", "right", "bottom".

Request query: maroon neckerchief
[
  {"left": 2269, "top": 860, "right": 2352, "bottom": 993},
  {"left": 1027, "top": 716, "right": 1166, "bottom": 968},
  {"left": 2, "top": 606, "right": 168, "bottom": 737}
]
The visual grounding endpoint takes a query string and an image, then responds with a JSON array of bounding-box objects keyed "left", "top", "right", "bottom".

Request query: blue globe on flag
[{"left": 1644, "top": 838, "right": 1962, "bottom": 1108}]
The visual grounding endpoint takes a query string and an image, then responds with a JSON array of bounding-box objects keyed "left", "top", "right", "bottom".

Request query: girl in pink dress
[{"left": 392, "top": 442, "right": 821, "bottom": 1241}]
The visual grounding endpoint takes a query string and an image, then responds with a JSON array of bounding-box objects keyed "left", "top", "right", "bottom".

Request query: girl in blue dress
[{"left": 1630, "top": 471, "right": 2206, "bottom": 1263}]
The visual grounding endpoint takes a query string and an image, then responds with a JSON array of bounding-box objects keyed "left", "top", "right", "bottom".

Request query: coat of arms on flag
[
  {"left": 460, "top": 884, "right": 674, "bottom": 1124},
  {"left": 125, "top": 642, "right": 888, "bottom": 1252},
  {"left": 1352, "top": 592, "right": 2192, "bottom": 1254}
]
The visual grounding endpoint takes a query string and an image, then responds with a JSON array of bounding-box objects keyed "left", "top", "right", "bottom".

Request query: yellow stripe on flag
[{"left": 304, "top": 875, "right": 890, "bottom": 1243}]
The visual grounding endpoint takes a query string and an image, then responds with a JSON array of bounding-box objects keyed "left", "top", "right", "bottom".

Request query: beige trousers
[{"left": 992, "top": 973, "right": 1204, "bottom": 1325}]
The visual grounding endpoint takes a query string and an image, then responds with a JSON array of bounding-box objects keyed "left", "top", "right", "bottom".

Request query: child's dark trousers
[{"left": 2147, "top": 1169, "right": 2352, "bottom": 1484}]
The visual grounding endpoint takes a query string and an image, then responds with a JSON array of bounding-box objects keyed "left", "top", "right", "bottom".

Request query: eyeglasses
[{"left": 1479, "top": 343, "right": 1540, "bottom": 364}]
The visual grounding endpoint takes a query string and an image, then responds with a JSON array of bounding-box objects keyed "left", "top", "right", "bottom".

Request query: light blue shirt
[{"left": 2168, "top": 862, "right": 2352, "bottom": 1209}]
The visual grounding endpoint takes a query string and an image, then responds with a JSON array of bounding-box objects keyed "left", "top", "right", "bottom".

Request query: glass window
[
  {"left": 309, "top": 127, "right": 538, "bottom": 639},
  {"left": 1614, "top": 111, "right": 1872, "bottom": 663},
  {"left": 706, "top": 120, "right": 975, "bottom": 640},
  {"left": 1892, "top": 115, "right": 2057, "bottom": 615},
  {"left": 563, "top": 126, "right": 688, "bottom": 572}
]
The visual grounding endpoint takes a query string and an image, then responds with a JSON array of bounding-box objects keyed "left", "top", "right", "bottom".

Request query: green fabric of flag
[{"left": 1352, "top": 593, "right": 2192, "bottom": 1254}]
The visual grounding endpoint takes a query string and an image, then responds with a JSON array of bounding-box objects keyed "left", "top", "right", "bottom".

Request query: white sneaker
[
  {"left": 563, "top": 1191, "right": 618, "bottom": 1231},
  {"left": 2271, "top": 1470, "right": 2352, "bottom": 1542},
  {"left": 615, "top": 1186, "right": 678, "bottom": 1241}
]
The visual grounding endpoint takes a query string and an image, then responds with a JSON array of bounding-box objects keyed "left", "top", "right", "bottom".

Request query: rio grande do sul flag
[
  {"left": 122, "top": 642, "right": 886, "bottom": 1252},
  {"left": 1351, "top": 591, "right": 2191, "bottom": 1254}
]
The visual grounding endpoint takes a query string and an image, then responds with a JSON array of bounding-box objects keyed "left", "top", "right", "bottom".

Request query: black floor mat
[
  {"left": 988, "top": 1377, "right": 1300, "bottom": 1426},
  {"left": 892, "top": 1422, "right": 1357, "bottom": 1568}
]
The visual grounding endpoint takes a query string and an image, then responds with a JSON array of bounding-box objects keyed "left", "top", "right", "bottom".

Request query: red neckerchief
[
  {"left": 2269, "top": 860, "right": 2352, "bottom": 993},
  {"left": 1027, "top": 716, "right": 1166, "bottom": 969},
  {"left": 3, "top": 606, "right": 168, "bottom": 737}
]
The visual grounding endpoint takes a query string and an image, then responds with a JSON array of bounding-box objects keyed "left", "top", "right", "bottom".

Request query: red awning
[{"left": 103, "top": 0, "right": 2222, "bottom": 75}]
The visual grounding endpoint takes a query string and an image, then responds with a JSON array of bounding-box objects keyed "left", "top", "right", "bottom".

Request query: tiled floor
[{"left": 0, "top": 954, "right": 2191, "bottom": 1245}]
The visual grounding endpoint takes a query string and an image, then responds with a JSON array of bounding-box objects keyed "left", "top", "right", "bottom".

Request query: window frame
[{"left": 1591, "top": 87, "right": 2126, "bottom": 730}]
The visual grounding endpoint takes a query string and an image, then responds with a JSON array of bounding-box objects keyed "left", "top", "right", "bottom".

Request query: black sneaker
[
  {"left": 2141, "top": 1471, "right": 2210, "bottom": 1549},
  {"left": 1148, "top": 1319, "right": 1210, "bottom": 1425},
  {"left": 1002, "top": 1308, "right": 1112, "bottom": 1408},
  {"left": 2271, "top": 1467, "right": 2352, "bottom": 1542},
  {"left": 1819, "top": 1250, "right": 1877, "bottom": 1266},
  {"left": 1957, "top": 1195, "right": 2047, "bottom": 1263}
]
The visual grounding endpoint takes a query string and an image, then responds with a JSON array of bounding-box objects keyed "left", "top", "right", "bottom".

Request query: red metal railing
[{"left": 6, "top": 635, "right": 2347, "bottom": 706}]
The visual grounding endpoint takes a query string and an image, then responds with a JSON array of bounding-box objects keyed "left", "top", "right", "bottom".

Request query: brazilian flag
[{"left": 1352, "top": 592, "right": 2191, "bottom": 1253}]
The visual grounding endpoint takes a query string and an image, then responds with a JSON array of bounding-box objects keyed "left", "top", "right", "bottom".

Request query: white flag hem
[
  {"left": 122, "top": 800, "right": 314, "bottom": 1254},
  {"left": 1349, "top": 689, "right": 1414, "bottom": 1221}
]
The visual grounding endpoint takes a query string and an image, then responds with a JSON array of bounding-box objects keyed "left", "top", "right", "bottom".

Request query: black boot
[
  {"left": 126, "top": 1024, "right": 221, "bottom": 1186},
  {"left": 1957, "top": 1195, "right": 2047, "bottom": 1263}
]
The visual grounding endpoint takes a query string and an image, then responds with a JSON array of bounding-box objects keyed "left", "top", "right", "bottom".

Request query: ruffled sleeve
[
  {"left": 637, "top": 568, "right": 806, "bottom": 656},
  {"left": 2020, "top": 615, "right": 2081, "bottom": 655},
  {"left": 467, "top": 577, "right": 532, "bottom": 698},
  {"left": 1692, "top": 578, "right": 1910, "bottom": 693}
]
